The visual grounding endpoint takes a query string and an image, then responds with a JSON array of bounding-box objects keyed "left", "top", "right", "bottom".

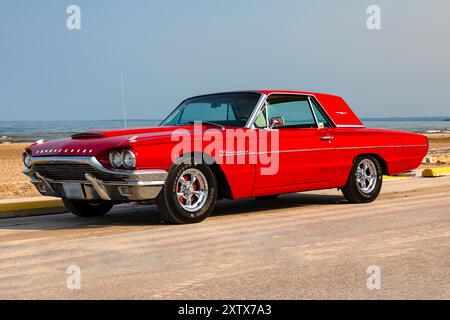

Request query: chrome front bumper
[{"left": 23, "top": 156, "right": 168, "bottom": 201}]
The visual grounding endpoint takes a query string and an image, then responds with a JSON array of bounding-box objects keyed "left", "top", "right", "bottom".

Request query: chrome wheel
[
  {"left": 176, "top": 168, "right": 209, "bottom": 212},
  {"left": 355, "top": 159, "right": 378, "bottom": 194}
]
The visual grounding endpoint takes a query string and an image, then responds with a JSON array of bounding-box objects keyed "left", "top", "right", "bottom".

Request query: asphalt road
[{"left": 1, "top": 176, "right": 449, "bottom": 299}]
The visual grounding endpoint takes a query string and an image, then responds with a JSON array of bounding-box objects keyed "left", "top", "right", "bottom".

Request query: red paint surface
[{"left": 27, "top": 91, "right": 428, "bottom": 199}]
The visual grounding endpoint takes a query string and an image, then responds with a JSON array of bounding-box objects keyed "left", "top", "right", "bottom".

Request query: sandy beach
[
  {"left": 1, "top": 134, "right": 450, "bottom": 200},
  {"left": 0, "top": 142, "right": 38, "bottom": 199}
]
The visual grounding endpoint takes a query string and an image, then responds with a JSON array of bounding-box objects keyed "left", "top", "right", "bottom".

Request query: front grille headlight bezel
[
  {"left": 109, "top": 149, "right": 136, "bottom": 169},
  {"left": 122, "top": 150, "right": 136, "bottom": 169},
  {"left": 109, "top": 150, "right": 123, "bottom": 168}
]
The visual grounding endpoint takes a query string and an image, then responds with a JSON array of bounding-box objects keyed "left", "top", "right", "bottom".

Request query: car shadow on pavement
[
  {"left": 0, "top": 193, "right": 345, "bottom": 231},
  {"left": 213, "top": 193, "right": 345, "bottom": 217}
]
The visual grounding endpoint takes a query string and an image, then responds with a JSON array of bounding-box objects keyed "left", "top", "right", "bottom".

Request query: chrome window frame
[
  {"left": 244, "top": 93, "right": 268, "bottom": 128},
  {"left": 248, "top": 92, "right": 335, "bottom": 130}
]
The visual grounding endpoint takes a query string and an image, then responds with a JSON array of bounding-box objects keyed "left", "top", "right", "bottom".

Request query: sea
[{"left": 0, "top": 118, "right": 449, "bottom": 143}]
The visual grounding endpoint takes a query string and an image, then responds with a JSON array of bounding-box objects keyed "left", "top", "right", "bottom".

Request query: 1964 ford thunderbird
[{"left": 22, "top": 90, "right": 428, "bottom": 224}]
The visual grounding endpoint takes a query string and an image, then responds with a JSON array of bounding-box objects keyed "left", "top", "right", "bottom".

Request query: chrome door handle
[{"left": 320, "top": 135, "right": 334, "bottom": 141}]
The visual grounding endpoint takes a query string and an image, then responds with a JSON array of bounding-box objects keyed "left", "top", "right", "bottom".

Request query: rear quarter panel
[{"left": 330, "top": 128, "right": 428, "bottom": 186}]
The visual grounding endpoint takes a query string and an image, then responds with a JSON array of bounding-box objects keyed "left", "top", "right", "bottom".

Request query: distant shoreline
[
  {"left": 1, "top": 116, "right": 450, "bottom": 122},
  {"left": 1, "top": 118, "right": 450, "bottom": 143}
]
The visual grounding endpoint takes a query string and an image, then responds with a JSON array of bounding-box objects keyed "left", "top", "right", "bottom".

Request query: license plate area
[{"left": 63, "top": 183, "right": 84, "bottom": 199}]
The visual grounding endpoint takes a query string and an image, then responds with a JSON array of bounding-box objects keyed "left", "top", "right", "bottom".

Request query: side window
[
  {"left": 266, "top": 95, "right": 317, "bottom": 128},
  {"left": 310, "top": 98, "right": 331, "bottom": 128}
]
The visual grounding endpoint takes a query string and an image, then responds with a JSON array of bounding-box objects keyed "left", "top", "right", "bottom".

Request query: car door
[{"left": 253, "top": 94, "right": 336, "bottom": 191}]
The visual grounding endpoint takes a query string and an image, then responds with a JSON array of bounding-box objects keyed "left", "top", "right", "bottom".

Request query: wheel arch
[
  {"left": 353, "top": 153, "right": 389, "bottom": 175},
  {"left": 176, "top": 152, "right": 233, "bottom": 200}
]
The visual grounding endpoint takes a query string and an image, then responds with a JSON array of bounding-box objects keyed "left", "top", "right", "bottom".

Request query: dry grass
[{"left": 1, "top": 133, "right": 450, "bottom": 199}]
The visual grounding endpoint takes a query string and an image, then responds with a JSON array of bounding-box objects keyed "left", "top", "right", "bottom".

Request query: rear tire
[
  {"left": 342, "top": 156, "right": 383, "bottom": 203},
  {"left": 156, "top": 161, "right": 217, "bottom": 224},
  {"left": 63, "top": 199, "right": 113, "bottom": 217}
]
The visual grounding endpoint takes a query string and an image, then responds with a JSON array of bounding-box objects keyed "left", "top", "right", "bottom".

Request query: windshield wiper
[{"left": 186, "top": 121, "right": 225, "bottom": 131}]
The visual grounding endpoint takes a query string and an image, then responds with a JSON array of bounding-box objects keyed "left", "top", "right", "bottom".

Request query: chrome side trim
[{"left": 218, "top": 144, "right": 428, "bottom": 156}]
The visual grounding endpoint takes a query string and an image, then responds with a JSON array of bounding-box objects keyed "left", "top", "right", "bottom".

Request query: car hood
[{"left": 28, "top": 126, "right": 192, "bottom": 157}]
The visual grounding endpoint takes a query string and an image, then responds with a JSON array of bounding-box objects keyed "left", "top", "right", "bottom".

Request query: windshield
[{"left": 160, "top": 92, "right": 261, "bottom": 127}]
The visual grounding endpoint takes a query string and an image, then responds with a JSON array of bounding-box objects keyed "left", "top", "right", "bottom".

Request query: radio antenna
[{"left": 120, "top": 72, "right": 127, "bottom": 128}]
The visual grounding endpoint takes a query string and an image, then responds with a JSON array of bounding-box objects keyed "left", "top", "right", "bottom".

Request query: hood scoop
[{"left": 71, "top": 132, "right": 105, "bottom": 139}]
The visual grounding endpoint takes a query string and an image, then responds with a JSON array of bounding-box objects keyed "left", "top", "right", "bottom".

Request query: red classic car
[{"left": 22, "top": 90, "right": 428, "bottom": 223}]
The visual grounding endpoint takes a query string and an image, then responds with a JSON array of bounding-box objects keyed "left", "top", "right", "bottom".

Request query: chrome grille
[{"left": 34, "top": 164, "right": 127, "bottom": 181}]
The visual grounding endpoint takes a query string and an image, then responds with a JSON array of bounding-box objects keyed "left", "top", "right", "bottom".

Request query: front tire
[
  {"left": 341, "top": 156, "right": 383, "bottom": 203},
  {"left": 156, "top": 162, "right": 218, "bottom": 224},
  {"left": 63, "top": 199, "right": 113, "bottom": 217}
]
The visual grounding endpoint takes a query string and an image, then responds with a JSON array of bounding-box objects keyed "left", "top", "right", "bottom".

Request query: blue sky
[{"left": 1, "top": 0, "right": 449, "bottom": 120}]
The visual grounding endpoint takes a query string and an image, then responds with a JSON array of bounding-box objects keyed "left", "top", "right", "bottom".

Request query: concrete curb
[
  {"left": 422, "top": 167, "right": 450, "bottom": 177},
  {"left": 0, "top": 197, "right": 66, "bottom": 219},
  {"left": 383, "top": 172, "right": 416, "bottom": 181},
  {"left": 383, "top": 176, "right": 408, "bottom": 181}
]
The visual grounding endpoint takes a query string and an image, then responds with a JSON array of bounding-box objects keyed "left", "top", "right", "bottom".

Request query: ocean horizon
[{"left": 1, "top": 117, "right": 449, "bottom": 142}]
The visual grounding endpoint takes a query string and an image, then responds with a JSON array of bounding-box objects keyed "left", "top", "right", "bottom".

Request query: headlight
[
  {"left": 122, "top": 150, "right": 136, "bottom": 169},
  {"left": 22, "top": 152, "right": 32, "bottom": 169},
  {"left": 109, "top": 150, "right": 123, "bottom": 168}
]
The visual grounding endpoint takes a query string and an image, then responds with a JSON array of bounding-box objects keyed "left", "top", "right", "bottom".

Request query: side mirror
[{"left": 269, "top": 116, "right": 285, "bottom": 129}]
